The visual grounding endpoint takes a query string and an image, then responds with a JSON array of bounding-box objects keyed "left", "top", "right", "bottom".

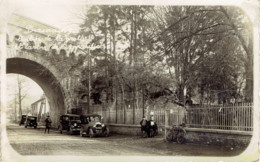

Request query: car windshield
[
  {"left": 91, "top": 116, "right": 101, "bottom": 122},
  {"left": 70, "top": 116, "right": 80, "bottom": 120},
  {"left": 28, "top": 117, "right": 36, "bottom": 120}
]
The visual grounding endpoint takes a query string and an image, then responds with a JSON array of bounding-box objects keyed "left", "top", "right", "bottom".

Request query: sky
[
  {"left": 12, "top": 0, "right": 86, "bottom": 31},
  {"left": 9, "top": 0, "right": 258, "bottom": 31}
]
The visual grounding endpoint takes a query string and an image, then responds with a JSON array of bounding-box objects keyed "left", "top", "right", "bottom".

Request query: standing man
[
  {"left": 147, "top": 116, "right": 158, "bottom": 137},
  {"left": 44, "top": 115, "right": 52, "bottom": 134},
  {"left": 140, "top": 117, "right": 148, "bottom": 137}
]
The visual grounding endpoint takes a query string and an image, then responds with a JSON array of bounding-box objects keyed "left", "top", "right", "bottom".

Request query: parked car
[
  {"left": 58, "top": 114, "right": 81, "bottom": 135},
  {"left": 19, "top": 115, "right": 27, "bottom": 126},
  {"left": 25, "top": 116, "right": 37, "bottom": 128},
  {"left": 80, "top": 114, "right": 109, "bottom": 138}
]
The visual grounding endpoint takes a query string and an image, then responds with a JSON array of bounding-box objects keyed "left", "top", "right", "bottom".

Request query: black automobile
[
  {"left": 80, "top": 114, "right": 109, "bottom": 138},
  {"left": 25, "top": 116, "right": 38, "bottom": 128},
  {"left": 19, "top": 115, "right": 27, "bottom": 126},
  {"left": 58, "top": 114, "right": 81, "bottom": 135}
]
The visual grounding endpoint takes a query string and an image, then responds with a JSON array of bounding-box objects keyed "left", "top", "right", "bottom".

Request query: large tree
[{"left": 76, "top": 5, "right": 253, "bottom": 109}]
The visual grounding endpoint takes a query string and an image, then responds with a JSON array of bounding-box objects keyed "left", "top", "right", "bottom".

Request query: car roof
[
  {"left": 61, "top": 114, "right": 80, "bottom": 117},
  {"left": 27, "top": 116, "right": 37, "bottom": 118},
  {"left": 80, "top": 114, "right": 101, "bottom": 117}
]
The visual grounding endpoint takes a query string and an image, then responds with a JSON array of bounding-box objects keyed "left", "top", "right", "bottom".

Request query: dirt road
[{"left": 4, "top": 124, "right": 248, "bottom": 161}]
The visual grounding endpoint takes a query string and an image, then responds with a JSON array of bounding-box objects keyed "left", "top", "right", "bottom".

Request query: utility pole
[{"left": 88, "top": 48, "right": 91, "bottom": 114}]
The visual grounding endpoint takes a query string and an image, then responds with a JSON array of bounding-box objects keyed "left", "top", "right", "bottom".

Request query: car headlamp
[
  {"left": 74, "top": 123, "right": 77, "bottom": 126},
  {"left": 101, "top": 124, "right": 104, "bottom": 127}
]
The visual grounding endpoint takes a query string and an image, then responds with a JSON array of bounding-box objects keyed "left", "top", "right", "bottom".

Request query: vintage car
[
  {"left": 58, "top": 114, "right": 81, "bottom": 135},
  {"left": 19, "top": 115, "right": 27, "bottom": 126},
  {"left": 80, "top": 114, "right": 109, "bottom": 137},
  {"left": 24, "top": 116, "right": 38, "bottom": 128}
]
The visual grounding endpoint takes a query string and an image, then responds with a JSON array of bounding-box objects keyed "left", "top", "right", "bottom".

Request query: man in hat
[
  {"left": 140, "top": 117, "right": 148, "bottom": 137},
  {"left": 44, "top": 115, "right": 52, "bottom": 134}
]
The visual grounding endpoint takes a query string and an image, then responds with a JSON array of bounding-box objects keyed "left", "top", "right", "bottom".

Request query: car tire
[
  {"left": 89, "top": 128, "right": 94, "bottom": 138},
  {"left": 34, "top": 126, "right": 37, "bottom": 129},
  {"left": 25, "top": 125, "right": 27, "bottom": 128},
  {"left": 69, "top": 127, "right": 73, "bottom": 135},
  {"left": 104, "top": 127, "right": 110, "bottom": 137}
]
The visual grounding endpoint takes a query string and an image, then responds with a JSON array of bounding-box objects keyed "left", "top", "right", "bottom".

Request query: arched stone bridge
[
  {"left": 6, "top": 14, "right": 88, "bottom": 126},
  {"left": 7, "top": 48, "right": 65, "bottom": 126}
]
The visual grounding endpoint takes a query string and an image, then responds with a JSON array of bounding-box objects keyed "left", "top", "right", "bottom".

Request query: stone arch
[{"left": 6, "top": 57, "right": 66, "bottom": 126}]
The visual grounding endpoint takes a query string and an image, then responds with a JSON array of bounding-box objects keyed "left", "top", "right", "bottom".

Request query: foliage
[{"left": 76, "top": 6, "right": 252, "bottom": 106}]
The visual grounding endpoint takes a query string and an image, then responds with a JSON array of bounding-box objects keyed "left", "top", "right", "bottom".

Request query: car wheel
[
  {"left": 25, "top": 125, "right": 27, "bottom": 128},
  {"left": 80, "top": 129, "right": 85, "bottom": 137},
  {"left": 89, "top": 128, "right": 94, "bottom": 138},
  {"left": 104, "top": 128, "right": 110, "bottom": 137},
  {"left": 81, "top": 133, "right": 86, "bottom": 137},
  {"left": 166, "top": 131, "right": 173, "bottom": 142},
  {"left": 34, "top": 126, "right": 37, "bottom": 129}
]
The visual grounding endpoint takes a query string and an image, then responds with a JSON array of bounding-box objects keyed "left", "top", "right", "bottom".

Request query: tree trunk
[
  {"left": 104, "top": 10, "right": 109, "bottom": 103},
  {"left": 87, "top": 48, "right": 91, "bottom": 114}
]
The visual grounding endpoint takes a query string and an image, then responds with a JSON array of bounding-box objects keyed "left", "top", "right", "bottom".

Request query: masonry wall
[{"left": 107, "top": 124, "right": 252, "bottom": 148}]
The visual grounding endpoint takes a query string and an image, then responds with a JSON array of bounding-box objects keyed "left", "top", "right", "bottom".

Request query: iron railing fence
[
  {"left": 186, "top": 103, "right": 253, "bottom": 131},
  {"left": 93, "top": 103, "right": 253, "bottom": 132}
]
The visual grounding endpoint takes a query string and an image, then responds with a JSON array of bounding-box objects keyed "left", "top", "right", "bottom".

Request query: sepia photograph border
[{"left": 0, "top": 0, "right": 259, "bottom": 161}]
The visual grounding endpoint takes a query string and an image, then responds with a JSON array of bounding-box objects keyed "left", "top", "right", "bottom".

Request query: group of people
[{"left": 140, "top": 117, "right": 158, "bottom": 138}]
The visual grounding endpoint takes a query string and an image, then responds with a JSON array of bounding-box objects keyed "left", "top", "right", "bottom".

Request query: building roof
[
  {"left": 62, "top": 114, "right": 80, "bottom": 117},
  {"left": 31, "top": 97, "right": 45, "bottom": 106}
]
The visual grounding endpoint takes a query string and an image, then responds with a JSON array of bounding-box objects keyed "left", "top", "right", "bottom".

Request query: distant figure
[
  {"left": 44, "top": 115, "right": 52, "bottom": 134},
  {"left": 140, "top": 117, "right": 148, "bottom": 137}
]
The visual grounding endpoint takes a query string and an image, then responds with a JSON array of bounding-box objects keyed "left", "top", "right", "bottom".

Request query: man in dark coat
[
  {"left": 140, "top": 117, "right": 148, "bottom": 137},
  {"left": 44, "top": 115, "right": 52, "bottom": 134},
  {"left": 147, "top": 117, "right": 158, "bottom": 137}
]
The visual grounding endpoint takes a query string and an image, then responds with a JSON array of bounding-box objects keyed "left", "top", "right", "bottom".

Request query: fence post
[{"left": 165, "top": 107, "right": 168, "bottom": 140}]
